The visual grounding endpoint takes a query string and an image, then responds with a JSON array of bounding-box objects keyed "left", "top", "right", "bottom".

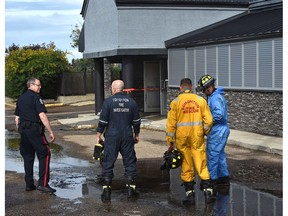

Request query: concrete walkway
[
  {"left": 58, "top": 109, "right": 283, "bottom": 156},
  {"left": 6, "top": 98, "right": 283, "bottom": 156},
  {"left": 141, "top": 117, "right": 283, "bottom": 156}
]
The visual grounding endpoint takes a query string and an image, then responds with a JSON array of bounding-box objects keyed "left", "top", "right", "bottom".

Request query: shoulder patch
[{"left": 39, "top": 98, "right": 44, "bottom": 105}]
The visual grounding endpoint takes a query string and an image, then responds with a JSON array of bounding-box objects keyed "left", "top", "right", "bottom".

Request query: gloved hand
[
  {"left": 168, "top": 143, "right": 174, "bottom": 152},
  {"left": 166, "top": 136, "right": 175, "bottom": 146}
]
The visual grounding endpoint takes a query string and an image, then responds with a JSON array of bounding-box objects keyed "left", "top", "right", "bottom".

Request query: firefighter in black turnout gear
[
  {"left": 14, "top": 77, "right": 56, "bottom": 193},
  {"left": 96, "top": 80, "right": 141, "bottom": 203}
]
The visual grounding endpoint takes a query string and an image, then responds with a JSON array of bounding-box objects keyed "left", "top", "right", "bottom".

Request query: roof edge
[
  {"left": 83, "top": 48, "right": 168, "bottom": 59},
  {"left": 115, "top": 0, "right": 250, "bottom": 8}
]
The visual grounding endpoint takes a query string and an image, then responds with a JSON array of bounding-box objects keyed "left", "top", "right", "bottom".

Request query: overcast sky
[{"left": 5, "top": 0, "right": 84, "bottom": 62}]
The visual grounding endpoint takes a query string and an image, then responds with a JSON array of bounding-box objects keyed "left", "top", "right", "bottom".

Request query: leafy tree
[
  {"left": 70, "top": 58, "right": 89, "bottom": 73},
  {"left": 70, "top": 24, "right": 81, "bottom": 49},
  {"left": 5, "top": 42, "right": 70, "bottom": 99},
  {"left": 69, "top": 23, "right": 97, "bottom": 75}
]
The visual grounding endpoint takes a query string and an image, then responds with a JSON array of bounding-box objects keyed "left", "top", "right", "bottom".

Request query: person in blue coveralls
[
  {"left": 196, "top": 75, "right": 230, "bottom": 194},
  {"left": 95, "top": 80, "right": 141, "bottom": 203}
]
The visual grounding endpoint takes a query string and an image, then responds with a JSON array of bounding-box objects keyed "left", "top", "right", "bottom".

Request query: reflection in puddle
[{"left": 5, "top": 130, "right": 282, "bottom": 215}]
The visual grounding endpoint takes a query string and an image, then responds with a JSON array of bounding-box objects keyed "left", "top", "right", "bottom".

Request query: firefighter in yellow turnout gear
[{"left": 166, "top": 78, "right": 214, "bottom": 205}]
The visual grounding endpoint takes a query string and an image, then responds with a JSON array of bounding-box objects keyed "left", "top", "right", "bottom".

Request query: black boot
[
  {"left": 126, "top": 176, "right": 139, "bottom": 200},
  {"left": 201, "top": 180, "right": 215, "bottom": 204},
  {"left": 217, "top": 176, "right": 230, "bottom": 186},
  {"left": 203, "top": 187, "right": 215, "bottom": 204},
  {"left": 216, "top": 177, "right": 230, "bottom": 195},
  {"left": 101, "top": 178, "right": 112, "bottom": 203},
  {"left": 182, "top": 181, "right": 196, "bottom": 207}
]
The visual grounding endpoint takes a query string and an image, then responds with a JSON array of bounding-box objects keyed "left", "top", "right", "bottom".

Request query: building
[
  {"left": 165, "top": 0, "right": 282, "bottom": 136},
  {"left": 79, "top": 0, "right": 282, "bottom": 136}
]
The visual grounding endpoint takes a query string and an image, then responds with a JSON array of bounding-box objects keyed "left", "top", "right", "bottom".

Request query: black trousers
[
  {"left": 102, "top": 135, "right": 136, "bottom": 179},
  {"left": 19, "top": 126, "right": 51, "bottom": 187}
]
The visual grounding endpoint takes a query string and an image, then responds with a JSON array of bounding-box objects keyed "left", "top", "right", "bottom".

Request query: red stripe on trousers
[{"left": 42, "top": 136, "right": 50, "bottom": 187}]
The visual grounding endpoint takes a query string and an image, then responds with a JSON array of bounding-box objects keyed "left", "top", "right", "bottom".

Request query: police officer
[
  {"left": 15, "top": 77, "right": 56, "bottom": 193},
  {"left": 96, "top": 80, "right": 141, "bottom": 203},
  {"left": 166, "top": 78, "right": 214, "bottom": 205}
]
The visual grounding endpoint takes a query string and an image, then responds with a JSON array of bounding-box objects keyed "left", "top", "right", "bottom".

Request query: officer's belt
[{"left": 20, "top": 121, "right": 41, "bottom": 128}]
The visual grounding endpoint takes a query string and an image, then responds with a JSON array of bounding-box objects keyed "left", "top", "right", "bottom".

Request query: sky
[
  {"left": 1, "top": 0, "right": 84, "bottom": 211},
  {"left": 5, "top": 0, "right": 84, "bottom": 62}
]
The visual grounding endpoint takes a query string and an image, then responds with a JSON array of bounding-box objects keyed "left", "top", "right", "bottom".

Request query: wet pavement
[
  {"left": 5, "top": 102, "right": 283, "bottom": 215},
  {"left": 5, "top": 129, "right": 283, "bottom": 216}
]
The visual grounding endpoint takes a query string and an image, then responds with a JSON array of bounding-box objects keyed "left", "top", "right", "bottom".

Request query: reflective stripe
[
  {"left": 173, "top": 98, "right": 179, "bottom": 102},
  {"left": 99, "top": 119, "right": 108, "bottom": 124},
  {"left": 166, "top": 132, "right": 175, "bottom": 137},
  {"left": 203, "top": 125, "right": 210, "bottom": 131},
  {"left": 204, "top": 188, "right": 213, "bottom": 193},
  {"left": 177, "top": 121, "right": 202, "bottom": 127},
  {"left": 133, "top": 118, "right": 141, "bottom": 123},
  {"left": 126, "top": 184, "right": 136, "bottom": 189},
  {"left": 186, "top": 190, "right": 194, "bottom": 196}
]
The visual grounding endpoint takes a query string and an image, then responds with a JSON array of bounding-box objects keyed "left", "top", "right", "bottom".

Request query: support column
[
  {"left": 94, "top": 58, "right": 104, "bottom": 114},
  {"left": 122, "top": 57, "right": 134, "bottom": 89}
]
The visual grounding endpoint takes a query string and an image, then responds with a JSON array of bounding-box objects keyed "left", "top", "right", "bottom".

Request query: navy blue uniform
[
  {"left": 97, "top": 92, "right": 141, "bottom": 179},
  {"left": 15, "top": 90, "right": 51, "bottom": 188}
]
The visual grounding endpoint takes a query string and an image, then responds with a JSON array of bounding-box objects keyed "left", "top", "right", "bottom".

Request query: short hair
[
  {"left": 27, "top": 77, "right": 39, "bottom": 88},
  {"left": 180, "top": 78, "right": 192, "bottom": 86}
]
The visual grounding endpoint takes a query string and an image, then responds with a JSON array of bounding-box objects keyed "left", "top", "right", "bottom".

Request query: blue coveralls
[
  {"left": 96, "top": 92, "right": 141, "bottom": 179},
  {"left": 14, "top": 90, "right": 51, "bottom": 188},
  {"left": 206, "top": 87, "right": 230, "bottom": 181}
]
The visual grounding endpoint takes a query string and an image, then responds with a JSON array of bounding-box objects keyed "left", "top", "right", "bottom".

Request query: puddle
[{"left": 5, "top": 130, "right": 282, "bottom": 215}]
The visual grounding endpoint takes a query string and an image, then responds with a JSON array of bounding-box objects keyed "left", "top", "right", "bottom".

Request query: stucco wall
[
  {"left": 167, "top": 87, "right": 283, "bottom": 137},
  {"left": 84, "top": 0, "right": 118, "bottom": 53},
  {"left": 84, "top": 1, "right": 246, "bottom": 54}
]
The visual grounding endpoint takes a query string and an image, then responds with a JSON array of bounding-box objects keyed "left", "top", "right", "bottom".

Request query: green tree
[
  {"left": 69, "top": 23, "right": 96, "bottom": 74},
  {"left": 70, "top": 24, "right": 81, "bottom": 49},
  {"left": 5, "top": 42, "right": 70, "bottom": 99}
]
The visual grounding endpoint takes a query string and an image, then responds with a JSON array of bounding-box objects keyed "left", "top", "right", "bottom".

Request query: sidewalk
[
  {"left": 57, "top": 105, "right": 283, "bottom": 156},
  {"left": 140, "top": 117, "right": 283, "bottom": 156},
  {"left": 6, "top": 98, "right": 283, "bottom": 156}
]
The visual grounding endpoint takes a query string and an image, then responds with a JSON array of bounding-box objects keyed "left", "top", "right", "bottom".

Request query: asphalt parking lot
[{"left": 5, "top": 103, "right": 283, "bottom": 215}]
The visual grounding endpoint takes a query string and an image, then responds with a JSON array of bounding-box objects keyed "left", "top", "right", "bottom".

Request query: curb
[
  {"left": 227, "top": 139, "right": 283, "bottom": 156},
  {"left": 45, "top": 103, "right": 64, "bottom": 108},
  {"left": 141, "top": 124, "right": 283, "bottom": 156},
  {"left": 5, "top": 102, "right": 64, "bottom": 108}
]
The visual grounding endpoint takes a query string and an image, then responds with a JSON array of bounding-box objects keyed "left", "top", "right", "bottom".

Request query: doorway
[{"left": 144, "top": 61, "right": 161, "bottom": 112}]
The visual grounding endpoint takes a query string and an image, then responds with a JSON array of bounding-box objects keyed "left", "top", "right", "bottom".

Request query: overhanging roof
[
  {"left": 115, "top": 0, "right": 250, "bottom": 7},
  {"left": 165, "top": 6, "right": 282, "bottom": 48}
]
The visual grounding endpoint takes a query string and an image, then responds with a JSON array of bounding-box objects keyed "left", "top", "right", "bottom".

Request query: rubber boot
[
  {"left": 182, "top": 181, "right": 195, "bottom": 207},
  {"left": 101, "top": 178, "right": 112, "bottom": 203},
  {"left": 210, "top": 179, "right": 218, "bottom": 196},
  {"left": 126, "top": 176, "right": 139, "bottom": 200},
  {"left": 217, "top": 176, "right": 230, "bottom": 186},
  {"left": 201, "top": 180, "right": 215, "bottom": 204},
  {"left": 216, "top": 177, "right": 230, "bottom": 195},
  {"left": 204, "top": 187, "right": 215, "bottom": 204}
]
